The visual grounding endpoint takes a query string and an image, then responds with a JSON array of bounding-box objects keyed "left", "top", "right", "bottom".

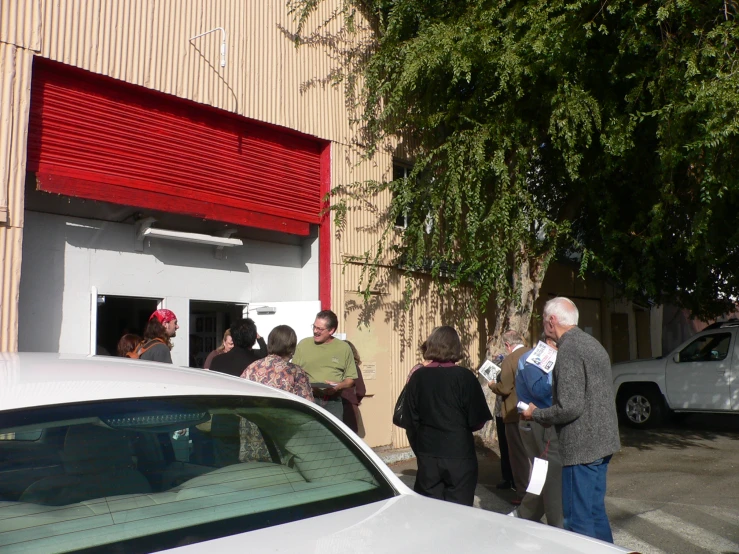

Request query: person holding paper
[
  {"left": 521, "top": 297, "right": 620, "bottom": 543},
  {"left": 512, "top": 335, "right": 563, "bottom": 527},
  {"left": 487, "top": 329, "right": 530, "bottom": 505},
  {"left": 292, "top": 310, "right": 358, "bottom": 419}
]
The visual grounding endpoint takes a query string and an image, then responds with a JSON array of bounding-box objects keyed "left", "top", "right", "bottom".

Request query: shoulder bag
[{"left": 392, "top": 384, "right": 409, "bottom": 429}]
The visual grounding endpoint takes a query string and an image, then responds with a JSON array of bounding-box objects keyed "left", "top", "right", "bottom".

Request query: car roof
[{"left": 0, "top": 352, "right": 295, "bottom": 411}]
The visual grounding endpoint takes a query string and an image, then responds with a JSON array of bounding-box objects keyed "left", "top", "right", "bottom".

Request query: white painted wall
[
  {"left": 19, "top": 211, "right": 319, "bottom": 366},
  {"left": 245, "top": 300, "right": 321, "bottom": 345}
]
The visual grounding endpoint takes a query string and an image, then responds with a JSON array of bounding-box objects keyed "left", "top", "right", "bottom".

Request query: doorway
[
  {"left": 189, "top": 301, "right": 244, "bottom": 368},
  {"left": 96, "top": 295, "right": 160, "bottom": 356}
]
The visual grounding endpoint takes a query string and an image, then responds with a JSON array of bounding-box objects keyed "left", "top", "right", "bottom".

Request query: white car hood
[{"left": 170, "top": 495, "right": 632, "bottom": 553}]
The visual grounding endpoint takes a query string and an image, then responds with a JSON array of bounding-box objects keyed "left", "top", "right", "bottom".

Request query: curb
[{"left": 372, "top": 447, "right": 416, "bottom": 465}]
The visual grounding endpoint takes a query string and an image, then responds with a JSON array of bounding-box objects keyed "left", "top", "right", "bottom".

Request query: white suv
[{"left": 612, "top": 320, "right": 739, "bottom": 428}]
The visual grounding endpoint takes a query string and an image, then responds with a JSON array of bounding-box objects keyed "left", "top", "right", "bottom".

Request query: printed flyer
[{"left": 525, "top": 341, "right": 558, "bottom": 373}]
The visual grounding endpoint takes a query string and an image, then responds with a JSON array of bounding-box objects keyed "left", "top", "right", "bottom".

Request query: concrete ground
[{"left": 381, "top": 414, "right": 739, "bottom": 554}]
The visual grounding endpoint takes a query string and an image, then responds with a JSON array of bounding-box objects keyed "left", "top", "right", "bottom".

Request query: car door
[{"left": 665, "top": 331, "right": 733, "bottom": 411}]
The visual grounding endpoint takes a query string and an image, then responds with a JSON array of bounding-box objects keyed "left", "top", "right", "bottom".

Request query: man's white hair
[{"left": 543, "top": 297, "right": 579, "bottom": 326}]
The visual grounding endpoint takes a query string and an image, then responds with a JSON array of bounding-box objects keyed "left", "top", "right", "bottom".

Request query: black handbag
[{"left": 392, "top": 384, "right": 409, "bottom": 428}]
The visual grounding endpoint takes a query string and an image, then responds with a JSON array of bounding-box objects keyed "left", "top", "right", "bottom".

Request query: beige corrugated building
[{"left": 0, "top": 0, "right": 656, "bottom": 449}]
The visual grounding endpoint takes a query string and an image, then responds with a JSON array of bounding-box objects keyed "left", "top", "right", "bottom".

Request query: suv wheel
[{"left": 618, "top": 386, "right": 663, "bottom": 429}]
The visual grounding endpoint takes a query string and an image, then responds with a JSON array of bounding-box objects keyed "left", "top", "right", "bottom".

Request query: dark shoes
[{"left": 496, "top": 480, "right": 514, "bottom": 490}]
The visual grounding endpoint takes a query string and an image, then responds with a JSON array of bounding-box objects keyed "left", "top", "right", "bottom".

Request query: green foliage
[{"left": 292, "top": 0, "right": 739, "bottom": 320}]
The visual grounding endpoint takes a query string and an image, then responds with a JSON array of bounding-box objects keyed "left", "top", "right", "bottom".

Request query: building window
[{"left": 393, "top": 163, "right": 411, "bottom": 229}]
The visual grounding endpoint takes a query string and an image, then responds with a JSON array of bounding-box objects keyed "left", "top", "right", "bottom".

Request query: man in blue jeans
[{"left": 522, "top": 297, "right": 620, "bottom": 542}]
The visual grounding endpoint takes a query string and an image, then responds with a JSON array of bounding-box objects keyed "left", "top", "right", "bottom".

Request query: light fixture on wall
[
  {"left": 134, "top": 218, "right": 242, "bottom": 254},
  {"left": 246, "top": 305, "right": 277, "bottom": 316},
  {"left": 189, "top": 27, "right": 227, "bottom": 68}
]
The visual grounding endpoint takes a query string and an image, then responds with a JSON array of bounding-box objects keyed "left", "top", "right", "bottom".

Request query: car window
[
  {"left": 678, "top": 333, "right": 732, "bottom": 363},
  {"left": 0, "top": 429, "right": 42, "bottom": 441},
  {"left": 0, "top": 396, "right": 395, "bottom": 553}
]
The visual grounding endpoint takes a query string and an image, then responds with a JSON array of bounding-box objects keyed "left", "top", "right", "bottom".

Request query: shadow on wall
[
  {"left": 18, "top": 210, "right": 316, "bottom": 354},
  {"left": 344, "top": 267, "right": 480, "bottom": 369},
  {"left": 60, "top": 221, "right": 299, "bottom": 274},
  {"left": 18, "top": 213, "right": 66, "bottom": 353}
]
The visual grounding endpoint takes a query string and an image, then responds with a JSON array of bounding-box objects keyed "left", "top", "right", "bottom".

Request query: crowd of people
[
  {"left": 396, "top": 296, "right": 620, "bottom": 544},
  {"left": 115, "top": 296, "right": 620, "bottom": 544},
  {"left": 114, "top": 308, "right": 366, "bottom": 433}
]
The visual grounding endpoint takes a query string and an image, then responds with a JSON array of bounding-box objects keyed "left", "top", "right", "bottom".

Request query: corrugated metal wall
[
  {"left": 0, "top": 0, "right": 42, "bottom": 53},
  {"left": 38, "top": 0, "right": 350, "bottom": 143},
  {"left": 0, "top": 41, "right": 33, "bottom": 350},
  {"left": 338, "top": 260, "right": 482, "bottom": 448}
]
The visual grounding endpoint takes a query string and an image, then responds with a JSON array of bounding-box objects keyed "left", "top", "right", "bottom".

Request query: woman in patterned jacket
[{"left": 240, "top": 325, "right": 313, "bottom": 401}]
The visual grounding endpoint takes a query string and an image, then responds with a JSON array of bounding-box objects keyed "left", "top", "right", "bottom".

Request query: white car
[
  {"left": 612, "top": 320, "right": 739, "bottom": 428},
  {"left": 0, "top": 353, "right": 633, "bottom": 553}
]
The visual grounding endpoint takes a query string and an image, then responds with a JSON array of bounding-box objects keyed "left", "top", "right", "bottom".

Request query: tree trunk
[{"left": 475, "top": 244, "right": 550, "bottom": 447}]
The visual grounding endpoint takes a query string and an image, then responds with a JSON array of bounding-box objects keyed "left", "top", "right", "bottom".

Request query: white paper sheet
[
  {"left": 478, "top": 359, "right": 502, "bottom": 382},
  {"left": 525, "top": 341, "right": 558, "bottom": 373},
  {"left": 525, "top": 457, "right": 549, "bottom": 495}
]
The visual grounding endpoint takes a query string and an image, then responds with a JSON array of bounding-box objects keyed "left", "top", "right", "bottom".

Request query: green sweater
[{"left": 292, "top": 338, "right": 358, "bottom": 384}]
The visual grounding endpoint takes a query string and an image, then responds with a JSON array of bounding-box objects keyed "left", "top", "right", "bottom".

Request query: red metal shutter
[{"left": 26, "top": 60, "right": 328, "bottom": 236}]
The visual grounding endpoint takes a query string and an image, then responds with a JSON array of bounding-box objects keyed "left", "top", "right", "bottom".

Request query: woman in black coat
[{"left": 404, "top": 326, "right": 493, "bottom": 506}]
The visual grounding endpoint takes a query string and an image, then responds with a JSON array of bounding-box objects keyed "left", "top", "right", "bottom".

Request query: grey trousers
[
  {"left": 504, "top": 421, "right": 531, "bottom": 500},
  {"left": 314, "top": 397, "right": 344, "bottom": 419},
  {"left": 517, "top": 419, "right": 564, "bottom": 527}
]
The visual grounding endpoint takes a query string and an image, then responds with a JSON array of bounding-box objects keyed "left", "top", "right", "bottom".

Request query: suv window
[
  {"left": 0, "top": 396, "right": 394, "bottom": 552},
  {"left": 678, "top": 332, "right": 732, "bottom": 363}
]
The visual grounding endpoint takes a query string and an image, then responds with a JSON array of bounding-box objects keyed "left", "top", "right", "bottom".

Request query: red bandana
[{"left": 149, "top": 309, "right": 177, "bottom": 324}]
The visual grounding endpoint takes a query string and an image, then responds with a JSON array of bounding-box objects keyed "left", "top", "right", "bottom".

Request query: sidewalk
[
  {"left": 372, "top": 445, "right": 516, "bottom": 515},
  {"left": 372, "top": 445, "right": 416, "bottom": 465},
  {"left": 374, "top": 448, "right": 516, "bottom": 514}
]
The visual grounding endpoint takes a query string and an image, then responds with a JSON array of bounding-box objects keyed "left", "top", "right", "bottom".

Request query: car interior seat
[{"left": 19, "top": 424, "right": 151, "bottom": 506}]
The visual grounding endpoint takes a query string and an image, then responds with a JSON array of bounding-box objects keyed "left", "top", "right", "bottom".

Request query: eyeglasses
[{"left": 312, "top": 324, "right": 328, "bottom": 332}]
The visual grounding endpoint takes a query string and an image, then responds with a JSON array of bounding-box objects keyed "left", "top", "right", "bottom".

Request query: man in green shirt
[{"left": 292, "top": 310, "right": 358, "bottom": 419}]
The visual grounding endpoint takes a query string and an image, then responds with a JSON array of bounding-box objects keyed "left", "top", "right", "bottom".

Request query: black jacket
[{"left": 209, "top": 339, "right": 267, "bottom": 377}]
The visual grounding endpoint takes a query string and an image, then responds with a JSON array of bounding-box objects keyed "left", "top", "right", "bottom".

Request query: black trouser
[
  {"left": 496, "top": 416, "right": 514, "bottom": 483},
  {"left": 414, "top": 454, "right": 478, "bottom": 506}
]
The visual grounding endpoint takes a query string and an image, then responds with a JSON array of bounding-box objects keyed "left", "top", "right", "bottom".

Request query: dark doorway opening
[
  {"left": 189, "top": 301, "right": 244, "bottom": 368},
  {"left": 96, "top": 295, "right": 159, "bottom": 356}
]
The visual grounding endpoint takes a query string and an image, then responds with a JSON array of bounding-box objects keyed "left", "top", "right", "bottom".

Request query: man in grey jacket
[{"left": 522, "top": 297, "right": 620, "bottom": 542}]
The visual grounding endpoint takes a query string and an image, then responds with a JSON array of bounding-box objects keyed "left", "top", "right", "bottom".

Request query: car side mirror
[{"left": 673, "top": 353, "right": 680, "bottom": 363}]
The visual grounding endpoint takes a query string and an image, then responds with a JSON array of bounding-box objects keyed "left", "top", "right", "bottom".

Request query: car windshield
[{"left": 0, "top": 396, "right": 395, "bottom": 553}]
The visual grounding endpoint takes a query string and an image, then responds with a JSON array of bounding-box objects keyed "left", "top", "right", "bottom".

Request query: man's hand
[
  {"left": 324, "top": 377, "right": 355, "bottom": 396},
  {"left": 521, "top": 403, "right": 538, "bottom": 420}
]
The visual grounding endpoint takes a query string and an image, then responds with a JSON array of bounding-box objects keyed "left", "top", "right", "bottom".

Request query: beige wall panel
[
  {"left": 38, "top": 0, "right": 358, "bottom": 143},
  {"left": 0, "top": 41, "right": 33, "bottom": 352},
  {"left": 0, "top": 0, "right": 42, "bottom": 50},
  {"left": 338, "top": 262, "right": 481, "bottom": 449},
  {"left": 344, "top": 291, "right": 393, "bottom": 447},
  {"left": 0, "top": 226, "right": 22, "bottom": 351},
  {"left": 0, "top": 44, "right": 33, "bottom": 228},
  {"left": 330, "top": 142, "right": 394, "bottom": 260}
]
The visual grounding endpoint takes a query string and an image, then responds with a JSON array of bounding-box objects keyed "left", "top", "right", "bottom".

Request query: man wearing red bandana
[{"left": 135, "top": 309, "right": 179, "bottom": 363}]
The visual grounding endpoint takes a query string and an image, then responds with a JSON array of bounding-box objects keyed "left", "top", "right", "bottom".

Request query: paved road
[{"left": 389, "top": 414, "right": 739, "bottom": 553}]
